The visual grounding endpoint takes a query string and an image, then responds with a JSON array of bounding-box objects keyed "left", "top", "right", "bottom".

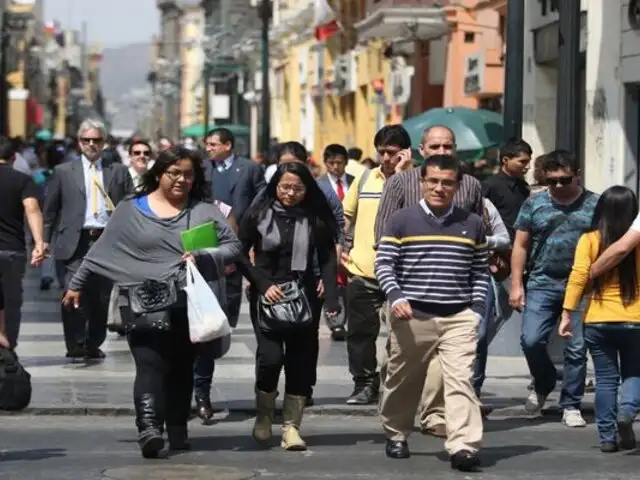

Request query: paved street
[
  {"left": 1, "top": 414, "right": 638, "bottom": 480},
  {"left": 11, "top": 267, "right": 592, "bottom": 415}
]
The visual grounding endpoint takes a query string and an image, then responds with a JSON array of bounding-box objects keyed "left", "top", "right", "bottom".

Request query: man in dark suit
[
  {"left": 197, "top": 127, "right": 265, "bottom": 420},
  {"left": 44, "top": 119, "right": 133, "bottom": 359},
  {"left": 316, "top": 144, "right": 354, "bottom": 341}
]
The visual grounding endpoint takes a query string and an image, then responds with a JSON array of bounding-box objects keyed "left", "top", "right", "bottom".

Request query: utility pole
[
  {"left": 555, "top": 0, "right": 581, "bottom": 154},
  {"left": 503, "top": 0, "right": 525, "bottom": 140},
  {"left": 203, "top": 63, "right": 210, "bottom": 136},
  {"left": 0, "top": 11, "right": 9, "bottom": 137},
  {"left": 258, "top": 0, "right": 272, "bottom": 154}
]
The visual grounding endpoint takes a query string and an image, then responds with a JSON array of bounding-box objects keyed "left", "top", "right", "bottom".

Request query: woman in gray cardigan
[{"left": 62, "top": 146, "right": 242, "bottom": 458}]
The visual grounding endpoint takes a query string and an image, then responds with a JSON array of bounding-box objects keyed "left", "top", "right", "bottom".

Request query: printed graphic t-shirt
[{"left": 514, "top": 189, "right": 599, "bottom": 291}]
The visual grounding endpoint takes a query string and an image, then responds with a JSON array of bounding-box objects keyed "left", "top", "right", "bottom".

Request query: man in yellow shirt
[{"left": 342, "top": 125, "right": 411, "bottom": 405}]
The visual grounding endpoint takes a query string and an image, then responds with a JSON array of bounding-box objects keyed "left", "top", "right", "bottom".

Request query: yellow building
[
  {"left": 271, "top": 0, "right": 398, "bottom": 158},
  {"left": 179, "top": 4, "right": 205, "bottom": 130}
]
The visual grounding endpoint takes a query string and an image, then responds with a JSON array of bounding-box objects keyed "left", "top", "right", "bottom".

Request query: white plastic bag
[{"left": 184, "top": 261, "right": 231, "bottom": 343}]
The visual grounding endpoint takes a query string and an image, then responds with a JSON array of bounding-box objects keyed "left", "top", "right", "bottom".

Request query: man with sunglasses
[
  {"left": 510, "top": 150, "right": 598, "bottom": 427},
  {"left": 127, "top": 140, "right": 153, "bottom": 188},
  {"left": 43, "top": 119, "right": 134, "bottom": 360}
]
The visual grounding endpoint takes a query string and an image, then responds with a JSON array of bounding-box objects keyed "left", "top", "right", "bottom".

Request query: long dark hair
[
  {"left": 248, "top": 162, "right": 337, "bottom": 234},
  {"left": 592, "top": 186, "right": 639, "bottom": 306},
  {"left": 136, "top": 146, "right": 208, "bottom": 201}
]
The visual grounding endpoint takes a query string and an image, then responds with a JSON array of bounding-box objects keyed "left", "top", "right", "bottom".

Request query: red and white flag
[{"left": 313, "top": 0, "right": 340, "bottom": 41}]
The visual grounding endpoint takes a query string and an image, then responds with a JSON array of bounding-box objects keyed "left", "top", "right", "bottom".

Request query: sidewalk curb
[{"left": 0, "top": 404, "right": 595, "bottom": 418}]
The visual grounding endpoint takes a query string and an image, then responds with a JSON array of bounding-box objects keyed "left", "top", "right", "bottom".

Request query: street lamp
[{"left": 254, "top": 0, "right": 272, "bottom": 155}]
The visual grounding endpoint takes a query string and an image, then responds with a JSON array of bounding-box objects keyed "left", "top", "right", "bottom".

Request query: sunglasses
[
  {"left": 80, "top": 137, "right": 103, "bottom": 145},
  {"left": 545, "top": 176, "right": 574, "bottom": 187},
  {"left": 132, "top": 150, "right": 151, "bottom": 156}
]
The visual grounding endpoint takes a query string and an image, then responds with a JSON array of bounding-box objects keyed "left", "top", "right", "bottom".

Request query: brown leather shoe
[{"left": 421, "top": 424, "right": 447, "bottom": 438}]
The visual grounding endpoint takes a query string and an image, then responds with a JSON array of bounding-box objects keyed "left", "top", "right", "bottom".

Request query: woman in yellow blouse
[{"left": 558, "top": 186, "right": 640, "bottom": 453}]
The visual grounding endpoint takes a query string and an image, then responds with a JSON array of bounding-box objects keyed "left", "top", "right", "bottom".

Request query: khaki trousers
[{"left": 379, "top": 309, "right": 483, "bottom": 455}]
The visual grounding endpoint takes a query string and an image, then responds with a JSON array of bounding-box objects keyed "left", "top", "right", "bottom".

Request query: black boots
[
  {"left": 195, "top": 395, "right": 214, "bottom": 422},
  {"left": 134, "top": 394, "right": 165, "bottom": 458}
]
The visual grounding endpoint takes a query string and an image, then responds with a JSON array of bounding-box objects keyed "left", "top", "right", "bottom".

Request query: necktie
[
  {"left": 90, "top": 163, "right": 99, "bottom": 217},
  {"left": 336, "top": 178, "right": 344, "bottom": 201}
]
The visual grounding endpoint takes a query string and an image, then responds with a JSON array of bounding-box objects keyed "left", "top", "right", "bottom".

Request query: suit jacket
[
  {"left": 316, "top": 173, "right": 355, "bottom": 197},
  {"left": 202, "top": 155, "right": 265, "bottom": 222},
  {"left": 43, "top": 158, "right": 134, "bottom": 261}
]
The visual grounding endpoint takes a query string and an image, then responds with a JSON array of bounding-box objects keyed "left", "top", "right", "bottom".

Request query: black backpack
[{"left": 0, "top": 348, "right": 32, "bottom": 411}]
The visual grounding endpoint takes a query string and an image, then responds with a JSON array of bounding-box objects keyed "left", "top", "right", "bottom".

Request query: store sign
[{"left": 463, "top": 53, "right": 484, "bottom": 96}]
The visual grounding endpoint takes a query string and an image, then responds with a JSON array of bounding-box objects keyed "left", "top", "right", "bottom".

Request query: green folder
[{"left": 181, "top": 221, "right": 218, "bottom": 251}]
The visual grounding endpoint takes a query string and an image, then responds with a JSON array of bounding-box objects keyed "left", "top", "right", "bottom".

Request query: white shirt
[
  {"left": 82, "top": 156, "right": 109, "bottom": 229},
  {"left": 265, "top": 164, "right": 277, "bottom": 183},
  {"left": 632, "top": 213, "right": 640, "bottom": 232},
  {"left": 128, "top": 166, "right": 144, "bottom": 189},
  {"left": 327, "top": 173, "right": 350, "bottom": 197}
]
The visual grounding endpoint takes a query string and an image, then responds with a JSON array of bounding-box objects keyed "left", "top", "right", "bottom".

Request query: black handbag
[
  {"left": 120, "top": 278, "right": 180, "bottom": 332},
  {"left": 258, "top": 280, "right": 312, "bottom": 331},
  {"left": 0, "top": 348, "right": 31, "bottom": 411}
]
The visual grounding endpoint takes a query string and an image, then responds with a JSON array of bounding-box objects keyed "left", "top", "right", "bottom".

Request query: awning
[{"left": 355, "top": 6, "right": 449, "bottom": 43}]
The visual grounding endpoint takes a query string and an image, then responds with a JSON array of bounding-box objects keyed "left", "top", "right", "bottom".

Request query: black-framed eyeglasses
[
  {"left": 132, "top": 150, "right": 151, "bottom": 157},
  {"left": 164, "top": 169, "right": 194, "bottom": 181},
  {"left": 277, "top": 184, "right": 306, "bottom": 195}
]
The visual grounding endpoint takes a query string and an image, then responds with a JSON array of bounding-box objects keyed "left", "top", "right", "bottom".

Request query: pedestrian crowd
[{"left": 1, "top": 117, "right": 640, "bottom": 472}]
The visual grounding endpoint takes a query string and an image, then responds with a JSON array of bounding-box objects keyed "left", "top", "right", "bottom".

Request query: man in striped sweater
[{"left": 374, "top": 154, "right": 489, "bottom": 472}]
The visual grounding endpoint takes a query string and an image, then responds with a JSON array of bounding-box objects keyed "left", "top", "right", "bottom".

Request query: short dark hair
[
  {"left": 0, "top": 136, "right": 15, "bottom": 160},
  {"left": 323, "top": 144, "right": 348, "bottom": 162},
  {"left": 542, "top": 149, "right": 579, "bottom": 173},
  {"left": 420, "top": 155, "right": 459, "bottom": 178},
  {"left": 128, "top": 139, "right": 152, "bottom": 155},
  {"left": 373, "top": 124, "right": 411, "bottom": 150},
  {"left": 501, "top": 138, "right": 533, "bottom": 161},
  {"left": 206, "top": 127, "right": 235, "bottom": 148},
  {"left": 347, "top": 147, "right": 363, "bottom": 161}
]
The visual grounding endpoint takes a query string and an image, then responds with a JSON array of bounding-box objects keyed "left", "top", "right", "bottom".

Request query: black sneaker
[{"left": 346, "top": 385, "right": 378, "bottom": 405}]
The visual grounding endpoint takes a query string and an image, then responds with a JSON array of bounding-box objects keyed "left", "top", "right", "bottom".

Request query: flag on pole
[{"left": 313, "top": 0, "right": 340, "bottom": 41}]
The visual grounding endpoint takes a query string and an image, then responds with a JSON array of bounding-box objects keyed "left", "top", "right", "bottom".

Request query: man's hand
[
  {"left": 394, "top": 149, "right": 413, "bottom": 174},
  {"left": 509, "top": 284, "right": 526, "bottom": 311},
  {"left": 31, "top": 243, "right": 45, "bottom": 266},
  {"left": 392, "top": 300, "right": 413, "bottom": 320},
  {"left": 558, "top": 310, "right": 572, "bottom": 338},
  {"left": 62, "top": 290, "right": 81, "bottom": 309},
  {"left": 316, "top": 280, "right": 325, "bottom": 298},
  {"left": 0, "top": 332, "right": 9, "bottom": 349}
]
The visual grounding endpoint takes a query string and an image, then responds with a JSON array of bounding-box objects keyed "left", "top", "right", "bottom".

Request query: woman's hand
[
  {"left": 0, "top": 331, "right": 9, "bottom": 349},
  {"left": 62, "top": 290, "right": 81, "bottom": 310},
  {"left": 182, "top": 252, "right": 195, "bottom": 263},
  {"left": 264, "top": 285, "right": 284, "bottom": 303},
  {"left": 558, "top": 310, "right": 573, "bottom": 338},
  {"left": 316, "top": 280, "right": 325, "bottom": 298}
]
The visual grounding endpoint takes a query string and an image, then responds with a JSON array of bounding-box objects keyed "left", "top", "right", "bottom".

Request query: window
[{"left": 464, "top": 32, "right": 475, "bottom": 43}]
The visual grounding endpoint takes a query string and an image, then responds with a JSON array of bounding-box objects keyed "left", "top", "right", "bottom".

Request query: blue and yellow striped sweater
[{"left": 374, "top": 202, "right": 490, "bottom": 318}]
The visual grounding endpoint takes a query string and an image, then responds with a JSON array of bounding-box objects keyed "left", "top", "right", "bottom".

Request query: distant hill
[
  {"left": 99, "top": 42, "right": 153, "bottom": 130},
  {"left": 100, "top": 42, "right": 152, "bottom": 100}
]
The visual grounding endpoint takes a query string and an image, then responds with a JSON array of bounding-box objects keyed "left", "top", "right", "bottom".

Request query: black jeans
[
  {"left": 250, "top": 287, "right": 320, "bottom": 397},
  {"left": 128, "top": 307, "right": 195, "bottom": 429},
  {"left": 0, "top": 251, "right": 26, "bottom": 348},
  {"left": 346, "top": 275, "right": 386, "bottom": 385}
]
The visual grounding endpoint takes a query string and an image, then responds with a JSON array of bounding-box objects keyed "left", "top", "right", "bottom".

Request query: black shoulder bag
[
  {"left": 0, "top": 348, "right": 31, "bottom": 411},
  {"left": 258, "top": 278, "right": 313, "bottom": 332}
]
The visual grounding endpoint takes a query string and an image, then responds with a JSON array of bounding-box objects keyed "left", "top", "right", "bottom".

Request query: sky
[{"left": 43, "top": 0, "right": 160, "bottom": 48}]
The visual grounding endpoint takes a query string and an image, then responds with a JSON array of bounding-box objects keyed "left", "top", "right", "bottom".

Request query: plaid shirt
[{"left": 374, "top": 168, "right": 483, "bottom": 243}]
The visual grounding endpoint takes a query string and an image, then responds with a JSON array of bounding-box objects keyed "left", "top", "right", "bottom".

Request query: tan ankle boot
[
  {"left": 281, "top": 394, "right": 307, "bottom": 451},
  {"left": 252, "top": 390, "right": 277, "bottom": 443}
]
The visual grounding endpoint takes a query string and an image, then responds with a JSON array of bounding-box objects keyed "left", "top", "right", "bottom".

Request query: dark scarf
[{"left": 257, "top": 201, "right": 310, "bottom": 272}]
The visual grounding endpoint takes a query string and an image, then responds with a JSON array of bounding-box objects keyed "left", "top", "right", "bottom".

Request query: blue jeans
[
  {"left": 586, "top": 325, "right": 640, "bottom": 444},
  {"left": 520, "top": 288, "right": 586, "bottom": 409},
  {"left": 473, "top": 278, "right": 495, "bottom": 394}
]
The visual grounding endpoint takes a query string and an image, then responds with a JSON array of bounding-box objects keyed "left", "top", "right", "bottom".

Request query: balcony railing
[{"left": 366, "top": 0, "right": 450, "bottom": 16}]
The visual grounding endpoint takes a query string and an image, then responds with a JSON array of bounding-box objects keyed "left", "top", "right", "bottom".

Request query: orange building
[{"left": 355, "top": 0, "right": 506, "bottom": 118}]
